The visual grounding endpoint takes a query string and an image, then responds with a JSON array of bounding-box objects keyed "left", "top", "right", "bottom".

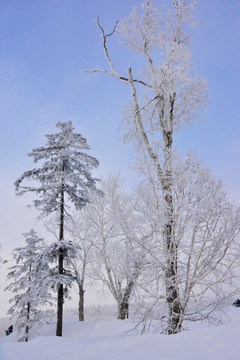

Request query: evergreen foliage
[
  {"left": 15, "top": 121, "right": 99, "bottom": 215},
  {"left": 14, "top": 121, "right": 100, "bottom": 336},
  {"left": 6, "top": 230, "right": 52, "bottom": 342}
]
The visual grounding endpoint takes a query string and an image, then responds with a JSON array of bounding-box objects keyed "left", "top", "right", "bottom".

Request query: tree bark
[
  {"left": 25, "top": 264, "right": 32, "bottom": 342},
  {"left": 56, "top": 177, "right": 64, "bottom": 337},
  {"left": 127, "top": 67, "right": 181, "bottom": 333},
  {"left": 78, "top": 283, "right": 85, "bottom": 321},
  {"left": 118, "top": 280, "right": 134, "bottom": 320},
  {"left": 56, "top": 283, "right": 64, "bottom": 336},
  {"left": 25, "top": 300, "right": 30, "bottom": 342},
  {"left": 162, "top": 127, "right": 181, "bottom": 334}
]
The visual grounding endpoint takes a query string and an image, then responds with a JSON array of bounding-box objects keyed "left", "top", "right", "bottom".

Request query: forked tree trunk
[
  {"left": 118, "top": 282, "right": 133, "bottom": 320},
  {"left": 119, "top": 303, "right": 129, "bottom": 320},
  {"left": 118, "top": 279, "right": 135, "bottom": 320}
]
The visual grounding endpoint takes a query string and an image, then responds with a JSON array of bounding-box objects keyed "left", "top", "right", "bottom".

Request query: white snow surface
[{"left": 1, "top": 308, "right": 240, "bottom": 360}]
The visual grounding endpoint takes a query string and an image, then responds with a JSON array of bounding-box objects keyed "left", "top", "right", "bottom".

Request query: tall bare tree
[{"left": 86, "top": 0, "right": 207, "bottom": 333}]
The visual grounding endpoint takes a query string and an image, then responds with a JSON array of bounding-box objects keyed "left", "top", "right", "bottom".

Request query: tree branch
[
  {"left": 127, "top": 66, "right": 163, "bottom": 185},
  {"left": 83, "top": 17, "right": 152, "bottom": 88}
]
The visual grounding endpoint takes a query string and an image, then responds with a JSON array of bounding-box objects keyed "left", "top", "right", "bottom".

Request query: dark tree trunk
[
  {"left": 118, "top": 280, "right": 134, "bottom": 320},
  {"left": 25, "top": 264, "right": 32, "bottom": 342},
  {"left": 25, "top": 300, "right": 30, "bottom": 342},
  {"left": 56, "top": 181, "right": 64, "bottom": 337},
  {"left": 56, "top": 283, "right": 64, "bottom": 336},
  {"left": 165, "top": 222, "right": 181, "bottom": 334},
  {"left": 78, "top": 283, "right": 85, "bottom": 321},
  {"left": 118, "top": 302, "right": 129, "bottom": 320}
]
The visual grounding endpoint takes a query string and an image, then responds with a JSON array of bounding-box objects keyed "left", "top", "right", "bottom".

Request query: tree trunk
[
  {"left": 165, "top": 230, "right": 182, "bottom": 334},
  {"left": 118, "top": 280, "right": 134, "bottom": 320},
  {"left": 118, "top": 301, "right": 129, "bottom": 320},
  {"left": 56, "top": 283, "right": 64, "bottom": 336},
  {"left": 25, "top": 300, "right": 30, "bottom": 342},
  {"left": 56, "top": 180, "right": 64, "bottom": 337},
  {"left": 162, "top": 131, "right": 181, "bottom": 334},
  {"left": 25, "top": 264, "right": 31, "bottom": 342},
  {"left": 78, "top": 283, "right": 85, "bottom": 321},
  {"left": 127, "top": 67, "right": 181, "bottom": 333}
]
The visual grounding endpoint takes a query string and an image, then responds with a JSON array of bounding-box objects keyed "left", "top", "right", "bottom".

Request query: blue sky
[{"left": 0, "top": 0, "right": 240, "bottom": 316}]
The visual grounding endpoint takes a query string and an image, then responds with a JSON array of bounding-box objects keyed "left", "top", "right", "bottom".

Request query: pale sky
[{"left": 0, "top": 0, "right": 240, "bottom": 317}]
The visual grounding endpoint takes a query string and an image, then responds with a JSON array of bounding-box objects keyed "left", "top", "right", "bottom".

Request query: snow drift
[{"left": 1, "top": 307, "right": 240, "bottom": 360}]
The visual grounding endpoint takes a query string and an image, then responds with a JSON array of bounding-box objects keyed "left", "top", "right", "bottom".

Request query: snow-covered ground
[{"left": 1, "top": 307, "right": 240, "bottom": 360}]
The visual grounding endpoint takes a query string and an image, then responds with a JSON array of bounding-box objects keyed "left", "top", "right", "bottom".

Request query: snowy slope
[{"left": 1, "top": 308, "right": 240, "bottom": 360}]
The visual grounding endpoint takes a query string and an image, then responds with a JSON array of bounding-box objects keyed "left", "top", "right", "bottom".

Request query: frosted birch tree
[
  {"left": 87, "top": 175, "right": 145, "bottom": 319},
  {"left": 14, "top": 121, "right": 99, "bottom": 336},
  {"left": 130, "top": 154, "right": 240, "bottom": 333},
  {"left": 86, "top": 0, "right": 207, "bottom": 333},
  {"left": 5, "top": 230, "right": 52, "bottom": 342},
  {"left": 65, "top": 214, "right": 96, "bottom": 321},
  {"left": 172, "top": 155, "right": 240, "bottom": 326}
]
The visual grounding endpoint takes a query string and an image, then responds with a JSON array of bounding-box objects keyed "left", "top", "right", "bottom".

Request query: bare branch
[
  {"left": 83, "top": 68, "right": 152, "bottom": 88},
  {"left": 96, "top": 16, "right": 119, "bottom": 75},
  {"left": 84, "top": 17, "right": 152, "bottom": 88}
]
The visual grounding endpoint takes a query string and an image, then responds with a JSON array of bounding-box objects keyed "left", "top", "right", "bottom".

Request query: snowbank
[{"left": 1, "top": 308, "right": 240, "bottom": 360}]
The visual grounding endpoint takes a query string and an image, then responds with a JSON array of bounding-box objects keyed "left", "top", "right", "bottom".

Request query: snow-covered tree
[
  {"left": 5, "top": 230, "right": 52, "bottom": 342},
  {"left": 65, "top": 214, "right": 96, "bottom": 321},
  {"left": 87, "top": 175, "right": 145, "bottom": 320},
  {"left": 172, "top": 155, "right": 240, "bottom": 326},
  {"left": 86, "top": 0, "right": 207, "bottom": 333},
  {"left": 14, "top": 121, "right": 99, "bottom": 336},
  {"left": 35, "top": 237, "right": 78, "bottom": 311},
  {"left": 130, "top": 154, "right": 240, "bottom": 333},
  {"left": 44, "top": 212, "right": 95, "bottom": 322}
]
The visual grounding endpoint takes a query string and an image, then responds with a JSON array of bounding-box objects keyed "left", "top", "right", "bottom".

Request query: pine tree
[
  {"left": 15, "top": 121, "right": 99, "bottom": 336},
  {"left": 5, "top": 230, "right": 51, "bottom": 342}
]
